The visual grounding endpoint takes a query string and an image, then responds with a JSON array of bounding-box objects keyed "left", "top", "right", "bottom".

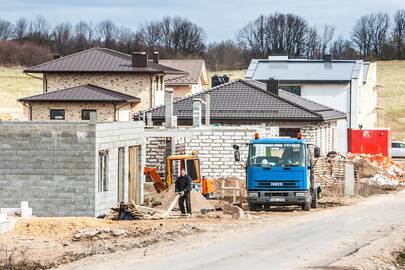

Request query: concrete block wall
[
  {"left": 0, "top": 122, "right": 96, "bottom": 217},
  {"left": 145, "top": 137, "right": 166, "bottom": 175},
  {"left": 95, "top": 121, "right": 145, "bottom": 216}
]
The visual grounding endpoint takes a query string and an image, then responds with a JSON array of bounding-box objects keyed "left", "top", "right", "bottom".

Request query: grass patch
[
  {"left": 377, "top": 61, "right": 405, "bottom": 140},
  {"left": 0, "top": 67, "right": 42, "bottom": 116}
]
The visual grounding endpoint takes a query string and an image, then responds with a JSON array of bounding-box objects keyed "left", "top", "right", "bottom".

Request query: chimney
[
  {"left": 193, "top": 99, "right": 203, "bottom": 128},
  {"left": 205, "top": 93, "right": 210, "bottom": 126},
  {"left": 267, "top": 78, "right": 279, "bottom": 95},
  {"left": 323, "top": 54, "right": 332, "bottom": 62},
  {"left": 146, "top": 112, "right": 153, "bottom": 126},
  {"left": 164, "top": 88, "right": 174, "bottom": 128},
  {"left": 132, "top": 52, "right": 148, "bottom": 67},
  {"left": 153, "top": 51, "right": 159, "bottom": 64},
  {"left": 53, "top": 54, "right": 61, "bottom": 60}
]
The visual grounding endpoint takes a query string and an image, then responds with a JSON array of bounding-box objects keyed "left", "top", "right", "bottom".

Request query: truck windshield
[{"left": 249, "top": 143, "right": 305, "bottom": 167}]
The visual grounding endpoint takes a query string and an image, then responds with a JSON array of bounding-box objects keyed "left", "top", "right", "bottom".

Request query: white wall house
[{"left": 246, "top": 56, "right": 378, "bottom": 153}]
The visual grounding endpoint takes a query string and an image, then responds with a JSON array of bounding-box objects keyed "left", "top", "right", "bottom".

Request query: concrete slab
[{"left": 0, "top": 219, "right": 17, "bottom": 234}]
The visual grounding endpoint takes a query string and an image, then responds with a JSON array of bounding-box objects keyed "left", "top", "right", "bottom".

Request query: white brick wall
[{"left": 145, "top": 126, "right": 279, "bottom": 180}]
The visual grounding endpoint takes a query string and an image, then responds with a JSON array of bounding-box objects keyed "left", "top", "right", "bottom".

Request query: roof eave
[
  {"left": 17, "top": 99, "right": 132, "bottom": 103},
  {"left": 24, "top": 70, "right": 166, "bottom": 74}
]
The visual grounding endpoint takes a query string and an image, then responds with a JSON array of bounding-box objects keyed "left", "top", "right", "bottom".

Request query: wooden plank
[{"left": 128, "top": 146, "right": 138, "bottom": 204}]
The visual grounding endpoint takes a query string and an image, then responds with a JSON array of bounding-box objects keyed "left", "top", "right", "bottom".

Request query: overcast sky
[{"left": 0, "top": 0, "right": 403, "bottom": 41}]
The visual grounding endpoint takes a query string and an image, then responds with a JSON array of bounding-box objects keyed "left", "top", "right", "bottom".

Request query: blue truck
[{"left": 233, "top": 135, "right": 321, "bottom": 211}]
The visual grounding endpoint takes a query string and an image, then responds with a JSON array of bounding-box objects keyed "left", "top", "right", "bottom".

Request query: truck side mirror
[
  {"left": 314, "top": 147, "right": 321, "bottom": 158},
  {"left": 233, "top": 144, "right": 240, "bottom": 162}
]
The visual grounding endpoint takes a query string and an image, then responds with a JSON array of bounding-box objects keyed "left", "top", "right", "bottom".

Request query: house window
[
  {"left": 50, "top": 109, "right": 65, "bottom": 120},
  {"left": 280, "top": 86, "right": 301, "bottom": 96},
  {"left": 82, "top": 109, "right": 97, "bottom": 120},
  {"left": 98, "top": 150, "right": 109, "bottom": 192}
]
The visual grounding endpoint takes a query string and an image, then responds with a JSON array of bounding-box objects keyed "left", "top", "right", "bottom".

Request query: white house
[{"left": 245, "top": 55, "right": 378, "bottom": 153}]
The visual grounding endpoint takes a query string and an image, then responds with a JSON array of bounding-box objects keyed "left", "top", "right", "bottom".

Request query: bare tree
[
  {"left": 206, "top": 40, "right": 246, "bottom": 70},
  {"left": 238, "top": 13, "right": 307, "bottom": 58},
  {"left": 52, "top": 22, "right": 73, "bottom": 55},
  {"left": 372, "top": 13, "right": 390, "bottom": 58},
  {"left": 73, "top": 21, "right": 92, "bottom": 51},
  {"left": 28, "top": 15, "right": 51, "bottom": 43},
  {"left": 320, "top": 24, "right": 335, "bottom": 56},
  {"left": 352, "top": 13, "right": 390, "bottom": 59},
  {"left": 331, "top": 36, "right": 357, "bottom": 59},
  {"left": 138, "top": 16, "right": 206, "bottom": 57},
  {"left": 139, "top": 20, "right": 161, "bottom": 52},
  {"left": 13, "top": 18, "right": 28, "bottom": 40},
  {"left": 0, "top": 19, "right": 12, "bottom": 40},
  {"left": 392, "top": 9, "right": 405, "bottom": 59},
  {"left": 237, "top": 15, "right": 268, "bottom": 57},
  {"left": 96, "top": 20, "right": 117, "bottom": 48},
  {"left": 306, "top": 26, "right": 320, "bottom": 59}
]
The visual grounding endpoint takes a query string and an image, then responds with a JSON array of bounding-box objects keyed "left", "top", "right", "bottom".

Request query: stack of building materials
[
  {"left": 104, "top": 203, "right": 157, "bottom": 220},
  {"left": 316, "top": 153, "right": 404, "bottom": 188},
  {"left": 315, "top": 155, "right": 351, "bottom": 186}
]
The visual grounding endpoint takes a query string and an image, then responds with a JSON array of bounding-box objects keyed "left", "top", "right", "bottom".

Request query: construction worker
[{"left": 175, "top": 168, "right": 192, "bottom": 216}]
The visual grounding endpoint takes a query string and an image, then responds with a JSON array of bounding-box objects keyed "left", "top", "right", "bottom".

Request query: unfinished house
[
  {"left": 141, "top": 79, "right": 346, "bottom": 155},
  {"left": 20, "top": 48, "right": 186, "bottom": 121},
  {"left": 245, "top": 56, "right": 378, "bottom": 152},
  {"left": 159, "top": 59, "right": 209, "bottom": 99},
  {"left": 0, "top": 121, "right": 145, "bottom": 217}
]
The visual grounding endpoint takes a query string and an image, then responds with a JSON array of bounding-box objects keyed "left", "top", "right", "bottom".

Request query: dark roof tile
[
  {"left": 24, "top": 48, "right": 187, "bottom": 75},
  {"left": 18, "top": 84, "right": 140, "bottom": 103},
  {"left": 139, "top": 80, "right": 345, "bottom": 122}
]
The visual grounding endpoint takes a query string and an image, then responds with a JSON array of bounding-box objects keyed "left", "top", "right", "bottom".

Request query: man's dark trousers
[{"left": 179, "top": 192, "right": 191, "bottom": 214}]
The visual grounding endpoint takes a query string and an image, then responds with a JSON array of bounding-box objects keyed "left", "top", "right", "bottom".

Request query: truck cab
[{"left": 234, "top": 136, "right": 321, "bottom": 211}]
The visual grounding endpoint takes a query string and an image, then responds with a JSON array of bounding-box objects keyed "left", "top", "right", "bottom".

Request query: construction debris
[
  {"left": 215, "top": 201, "right": 246, "bottom": 219},
  {"left": 315, "top": 153, "right": 405, "bottom": 188},
  {"left": 150, "top": 185, "right": 215, "bottom": 214},
  {"left": 104, "top": 202, "right": 157, "bottom": 220},
  {"left": 73, "top": 227, "right": 129, "bottom": 241},
  {"left": 160, "top": 194, "right": 181, "bottom": 219},
  {"left": 348, "top": 153, "right": 404, "bottom": 180}
]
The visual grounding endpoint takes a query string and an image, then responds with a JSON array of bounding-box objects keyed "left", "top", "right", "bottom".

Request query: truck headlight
[
  {"left": 295, "top": 192, "right": 306, "bottom": 197},
  {"left": 249, "top": 192, "right": 259, "bottom": 198}
]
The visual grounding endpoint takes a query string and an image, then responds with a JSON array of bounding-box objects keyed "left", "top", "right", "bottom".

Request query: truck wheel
[
  {"left": 311, "top": 188, "right": 318, "bottom": 209},
  {"left": 302, "top": 202, "right": 311, "bottom": 211},
  {"left": 249, "top": 203, "right": 261, "bottom": 211}
]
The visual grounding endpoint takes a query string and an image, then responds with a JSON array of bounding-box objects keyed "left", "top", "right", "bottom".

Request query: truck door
[{"left": 306, "top": 146, "right": 311, "bottom": 189}]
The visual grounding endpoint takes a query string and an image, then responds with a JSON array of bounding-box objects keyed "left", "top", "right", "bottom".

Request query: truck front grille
[
  {"left": 263, "top": 192, "right": 289, "bottom": 197},
  {"left": 255, "top": 180, "right": 300, "bottom": 189}
]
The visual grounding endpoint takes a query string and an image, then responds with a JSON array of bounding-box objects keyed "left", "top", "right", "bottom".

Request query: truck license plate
[{"left": 270, "top": 197, "right": 285, "bottom": 202}]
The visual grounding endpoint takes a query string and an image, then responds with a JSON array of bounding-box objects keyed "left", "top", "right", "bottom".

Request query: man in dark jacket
[{"left": 175, "top": 168, "right": 192, "bottom": 216}]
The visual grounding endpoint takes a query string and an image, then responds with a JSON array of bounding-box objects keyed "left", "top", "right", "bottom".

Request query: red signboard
[{"left": 347, "top": 129, "right": 392, "bottom": 157}]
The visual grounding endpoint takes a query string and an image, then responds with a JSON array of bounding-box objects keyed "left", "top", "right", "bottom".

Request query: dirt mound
[
  {"left": 12, "top": 217, "right": 119, "bottom": 240},
  {"left": 152, "top": 185, "right": 214, "bottom": 214}
]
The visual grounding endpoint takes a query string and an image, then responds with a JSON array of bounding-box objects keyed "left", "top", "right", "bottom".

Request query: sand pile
[{"left": 152, "top": 185, "right": 215, "bottom": 213}]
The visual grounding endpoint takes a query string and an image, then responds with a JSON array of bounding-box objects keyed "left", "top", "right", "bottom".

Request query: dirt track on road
[{"left": 56, "top": 190, "right": 405, "bottom": 270}]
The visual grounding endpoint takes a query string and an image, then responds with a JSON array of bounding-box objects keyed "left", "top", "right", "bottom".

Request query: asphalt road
[{"left": 59, "top": 190, "right": 405, "bottom": 270}]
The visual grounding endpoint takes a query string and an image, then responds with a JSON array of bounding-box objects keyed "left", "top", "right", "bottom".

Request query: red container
[{"left": 347, "top": 129, "right": 392, "bottom": 157}]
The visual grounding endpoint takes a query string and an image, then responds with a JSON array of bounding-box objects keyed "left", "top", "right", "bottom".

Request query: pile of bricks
[{"left": 315, "top": 156, "right": 351, "bottom": 186}]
